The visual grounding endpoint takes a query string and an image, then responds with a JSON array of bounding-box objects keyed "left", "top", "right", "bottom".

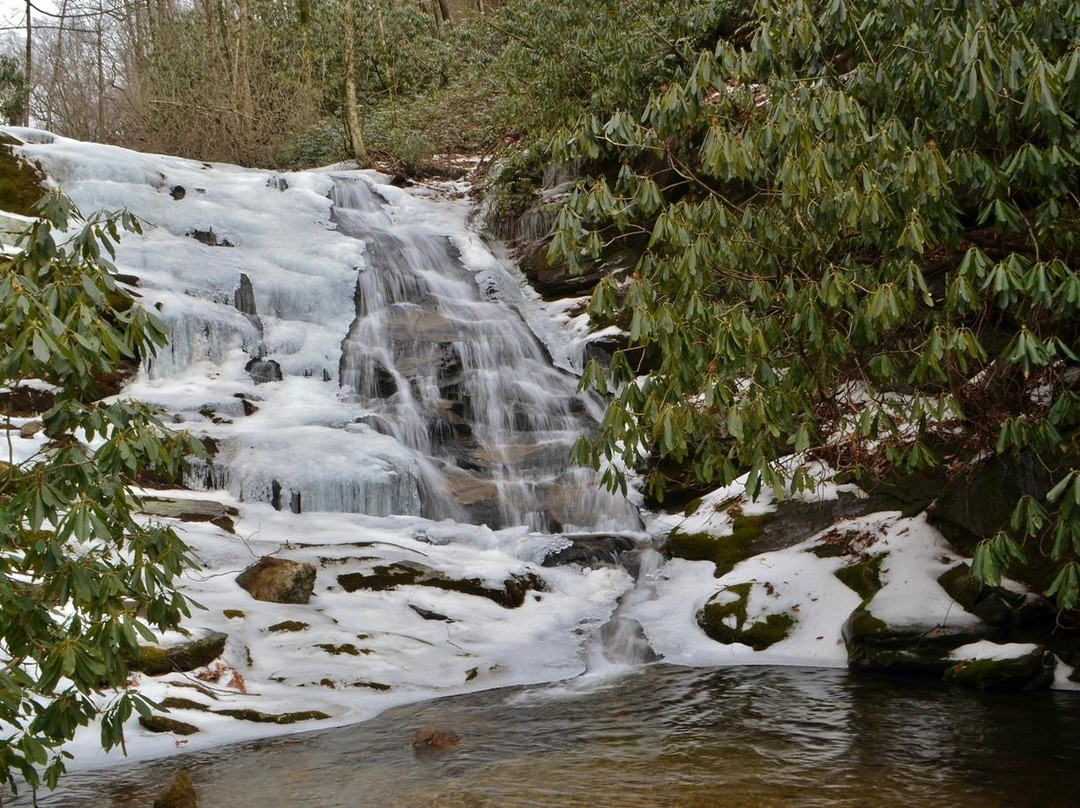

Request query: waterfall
[{"left": 333, "top": 176, "right": 641, "bottom": 533}]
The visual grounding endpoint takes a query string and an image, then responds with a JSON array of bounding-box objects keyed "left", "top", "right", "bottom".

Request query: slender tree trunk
[
  {"left": 343, "top": 0, "right": 368, "bottom": 167},
  {"left": 437, "top": 0, "right": 451, "bottom": 26},
  {"left": 236, "top": 0, "right": 254, "bottom": 146},
  {"left": 95, "top": 5, "right": 105, "bottom": 139},
  {"left": 24, "top": 0, "right": 31, "bottom": 125}
]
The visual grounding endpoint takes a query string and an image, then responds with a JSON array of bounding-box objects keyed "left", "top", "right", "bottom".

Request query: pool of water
[{"left": 17, "top": 665, "right": 1080, "bottom": 807}]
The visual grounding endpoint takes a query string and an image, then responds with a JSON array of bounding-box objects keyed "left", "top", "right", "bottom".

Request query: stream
[
  {"left": 8, "top": 132, "right": 1080, "bottom": 808},
  {"left": 17, "top": 664, "right": 1080, "bottom": 807}
]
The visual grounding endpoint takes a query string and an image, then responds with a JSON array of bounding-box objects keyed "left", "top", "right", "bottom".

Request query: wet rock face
[
  {"left": 542, "top": 534, "right": 639, "bottom": 568},
  {"left": 132, "top": 631, "right": 228, "bottom": 676},
  {"left": 234, "top": 273, "right": 257, "bottom": 317},
  {"left": 245, "top": 357, "right": 283, "bottom": 384},
  {"left": 236, "top": 556, "right": 317, "bottom": 604}
]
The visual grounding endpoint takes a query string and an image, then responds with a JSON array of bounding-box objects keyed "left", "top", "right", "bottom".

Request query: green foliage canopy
[
  {"left": 553, "top": 0, "right": 1080, "bottom": 608},
  {"left": 0, "top": 195, "right": 202, "bottom": 791}
]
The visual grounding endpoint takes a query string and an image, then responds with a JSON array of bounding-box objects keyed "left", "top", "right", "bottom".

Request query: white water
[{"left": 4, "top": 130, "right": 659, "bottom": 768}]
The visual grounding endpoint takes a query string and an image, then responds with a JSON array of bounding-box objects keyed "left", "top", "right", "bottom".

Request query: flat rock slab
[{"left": 139, "top": 497, "right": 239, "bottom": 533}]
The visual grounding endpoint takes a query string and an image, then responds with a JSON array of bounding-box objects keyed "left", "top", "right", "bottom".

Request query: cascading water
[{"left": 332, "top": 177, "right": 640, "bottom": 533}]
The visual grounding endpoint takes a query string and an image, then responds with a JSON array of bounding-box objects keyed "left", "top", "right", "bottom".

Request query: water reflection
[{"left": 18, "top": 666, "right": 1080, "bottom": 807}]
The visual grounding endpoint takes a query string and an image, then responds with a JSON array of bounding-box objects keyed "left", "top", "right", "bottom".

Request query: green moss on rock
[
  {"left": 160, "top": 697, "right": 211, "bottom": 712},
  {"left": 841, "top": 604, "right": 992, "bottom": 673},
  {"left": 132, "top": 631, "right": 228, "bottom": 676},
  {"left": 317, "top": 643, "right": 371, "bottom": 656},
  {"left": 697, "top": 582, "right": 795, "bottom": 651},
  {"left": 213, "top": 708, "right": 330, "bottom": 724},
  {"left": 669, "top": 514, "right": 769, "bottom": 578},
  {"left": 337, "top": 562, "right": 544, "bottom": 608},
  {"left": 268, "top": 620, "right": 309, "bottom": 633},
  {"left": 139, "top": 715, "right": 200, "bottom": 736},
  {"left": 223, "top": 609, "right": 245, "bottom": 619},
  {"left": 834, "top": 555, "right": 885, "bottom": 600},
  {"left": 944, "top": 646, "right": 1054, "bottom": 690},
  {"left": 0, "top": 134, "right": 48, "bottom": 216}
]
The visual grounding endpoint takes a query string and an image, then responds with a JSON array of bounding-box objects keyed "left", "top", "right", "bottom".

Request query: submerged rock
[
  {"left": 153, "top": 772, "right": 198, "bottom": 808},
  {"left": 944, "top": 643, "right": 1055, "bottom": 690},
  {"left": 412, "top": 728, "right": 460, "bottom": 749},
  {"left": 698, "top": 583, "right": 796, "bottom": 651},
  {"left": 236, "top": 556, "right": 317, "bottom": 604},
  {"left": 132, "top": 631, "right": 228, "bottom": 676}
]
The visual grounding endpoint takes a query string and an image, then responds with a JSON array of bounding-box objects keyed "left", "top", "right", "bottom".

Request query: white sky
[{"left": 1, "top": 0, "right": 59, "bottom": 39}]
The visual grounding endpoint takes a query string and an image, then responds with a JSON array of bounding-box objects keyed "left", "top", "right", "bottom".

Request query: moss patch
[
  {"left": 268, "top": 620, "right": 309, "bottom": 633},
  {"left": 213, "top": 708, "right": 330, "bottom": 724},
  {"left": 317, "top": 643, "right": 371, "bottom": 656},
  {"left": 132, "top": 632, "right": 228, "bottom": 676},
  {"left": 337, "top": 562, "right": 544, "bottom": 608},
  {"left": 160, "top": 697, "right": 210, "bottom": 712},
  {"left": 222, "top": 609, "right": 246, "bottom": 620},
  {"left": 668, "top": 514, "right": 769, "bottom": 578},
  {"left": 834, "top": 555, "right": 885, "bottom": 600},
  {"left": 353, "top": 680, "right": 392, "bottom": 691},
  {"left": 697, "top": 583, "right": 795, "bottom": 651},
  {"left": 139, "top": 715, "right": 200, "bottom": 736},
  {"left": 0, "top": 134, "right": 48, "bottom": 216}
]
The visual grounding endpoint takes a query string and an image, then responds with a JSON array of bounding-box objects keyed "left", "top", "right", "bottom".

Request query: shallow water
[{"left": 20, "top": 665, "right": 1080, "bottom": 807}]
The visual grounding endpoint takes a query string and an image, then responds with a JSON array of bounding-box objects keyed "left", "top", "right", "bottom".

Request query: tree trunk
[
  {"left": 437, "top": 0, "right": 451, "bottom": 26},
  {"left": 343, "top": 0, "right": 368, "bottom": 167},
  {"left": 236, "top": 0, "right": 254, "bottom": 147},
  {"left": 24, "top": 0, "right": 31, "bottom": 125}
]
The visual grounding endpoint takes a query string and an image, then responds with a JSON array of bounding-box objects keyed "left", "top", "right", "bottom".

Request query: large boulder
[
  {"left": 936, "top": 563, "right": 1054, "bottom": 628},
  {"left": 841, "top": 604, "right": 995, "bottom": 674},
  {"left": 944, "top": 642, "right": 1056, "bottom": 690},
  {"left": 236, "top": 556, "right": 317, "bottom": 604}
]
